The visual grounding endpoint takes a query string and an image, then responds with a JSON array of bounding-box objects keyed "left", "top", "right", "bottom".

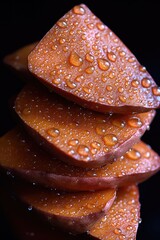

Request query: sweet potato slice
[
  {"left": 6, "top": 180, "right": 116, "bottom": 234},
  {"left": 0, "top": 129, "right": 160, "bottom": 191},
  {"left": 0, "top": 186, "right": 81, "bottom": 240},
  {"left": 28, "top": 4, "right": 160, "bottom": 114},
  {"left": 15, "top": 83, "right": 155, "bottom": 168},
  {"left": 3, "top": 42, "right": 38, "bottom": 80},
  {"left": 89, "top": 185, "right": 140, "bottom": 239}
]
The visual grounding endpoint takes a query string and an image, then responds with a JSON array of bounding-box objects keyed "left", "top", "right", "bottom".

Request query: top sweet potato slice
[
  {"left": 6, "top": 180, "right": 116, "bottom": 234},
  {"left": 15, "top": 83, "right": 155, "bottom": 168},
  {"left": 28, "top": 4, "right": 160, "bottom": 114},
  {"left": 89, "top": 185, "right": 140, "bottom": 240},
  {"left": 0, "top": 128, "right": 159, "bottom": 191},
  {"left": 4, "top": 42, "right": 38, "bottom": 80}
]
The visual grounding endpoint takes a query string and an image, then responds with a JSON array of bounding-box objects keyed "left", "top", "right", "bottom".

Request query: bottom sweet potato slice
[
  {"left": 89, "top": 185, "right": 140, "bottom": 240},
  {"left": 0, "top": 185, "right": 88, "bottom": 240},
  {"left": 0, "top": 128, "right": 159, "bottom": 191},
  {"left": 7, "top": 180, "right": 116, "bottom": 234}
]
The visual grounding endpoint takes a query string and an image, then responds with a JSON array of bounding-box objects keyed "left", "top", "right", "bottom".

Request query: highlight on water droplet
[
  {"left": 69, "top": 52, "right": 83, "bottom": 67},
  {"left": 73, "top": 5, "right": 85, "bottom": 15},
  {"left": 125, "top": 148, "right": 141, "bottom": 160},
  {"left": 47, "top": 128, "right": 60, "bottom": 137},
  {"left": 127, "top": 117, "right": 142, "bottom": 128},
  {"left": 103, "top": 134, "right": 118, "bottom": 146},
  {"left": 97, "top": 58, "right": 110, "bottom": 71}
]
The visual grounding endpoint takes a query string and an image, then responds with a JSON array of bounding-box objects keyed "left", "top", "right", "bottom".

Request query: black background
[{"left": 0, "top": 0, "right": 160, "bottom": 239}]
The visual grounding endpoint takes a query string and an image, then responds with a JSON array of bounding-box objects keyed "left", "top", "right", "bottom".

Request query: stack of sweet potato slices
[{"left": 1, "top": 4, "right": 160, "bottom": 240}]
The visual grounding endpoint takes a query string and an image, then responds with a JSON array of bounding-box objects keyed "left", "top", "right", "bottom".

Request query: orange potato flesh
[
  {"left": 0, "top": 128, "right": 160, "bottom": 191},
  {"left": 7, "top": 180, "right": 116, "bottom": 234},
  {"left": 15, "top": 83, "right": 155, "bottom": 168},
  {"left": 89, "top": 185, "right": 140, "bottom": 239},
  {"left": 28, "top": 4, "right": 160, "bottom": 114},
  {"left": 3, "top": 42, "right": 38, "bottom": 80},
  {"left": 0, "top": 186, "right": 81, "bottom": 240}
]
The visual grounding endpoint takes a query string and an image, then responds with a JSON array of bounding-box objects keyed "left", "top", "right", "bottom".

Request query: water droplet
[
  {"left": 28, "top": 206, "right": 32, "bottom": 211},
  {"left": 112, "top": 119, "right": 126, "bottom": 128},
  {"left": 128, "top": 117, "right": 142, "bottom": 128},
  {"left": 68, "top": 149, "right": 75, "bottom": 155},
  {"left": 59, "top": 38, "right": 66, "bottom": 44},
  {"left": 118, "top": 87, "right": 124, "bottom": 93},
  {"left": 75, "top": 75, "right": 84, "bottom": 82},
  {"left": 83, "top": 87, "right": 91, "bottom": 94},
  {"left": 144, "top": 151, "right": 151, "bottom": 158},
  {"left": 107, "top": 51, "right": 117, "bottom": 62},
  {"left": 114, "top": 228, "right": 122, "bottom": 235},
  {"left": 108, "top": 71, "right": 115, "bottom": 79},
  {"left": 131, "top": 79, "right": 139, "bottom": 88},
  {"left": 63, "top": 46, "right": 69, "bottom": 52},
  {"left": 119, "top": 51, "right": 126, "bottom": 56},
  {"left": 96, "top": 22, "right": 105, "bottom": 31},
  {"left": 95, "top": 32, "right": 100, "bottom": 39},
  {"left": 85, "top": 66, "right": 95, "bottom": 74},
  {"left": 85, "top": 53, "right": 94, "bottom": 62},
  {"left": 69, "top": 52, "right": 83, "bottom": 67},
  {"left": 91, "top": 141, "right": 101, "bottom": 149},
  {"left": 57, "top": 20, "right": 67, "bottom": 28},
  {"left": 119, "top": 95, "right": 126, "bottom": 103},
  {"left": 51, "top": 45, "right": 58, "bottom": 50},
  {"left": 68, "top": 139, "right": 79, "bottom": 146},
  {"left": 126, "top": 225, "right": 133, "bottom": 231},
  {"left": 52, "top": 78, "right": 61, "bottom": 85},
  {"left": 141, "top": 78, "right": 151, "bottom": 88},
  {"left": 77, "top": 145, "right": 90, "bottom": 156},
  {"left": 152, "top": 86, "right": 160, "bottom": 96},
  {"left": 96, "top": 126, "right": 106, "bottom": 136},
  {"left": 66, "top": 79, "right": 77, "bottom": 89},
  {"left": 87, "top": 23, "right": 94, "bottom": 29},
  {"left": 139, "top": 65, "right": 146, "bottom": 72},
  {"left": 128, "top": 56, "right": 135, "bottom": 63},
  {"left": 23, "top": 108, "right": 31, "bottom": 115},
  {"left": 81, "top": 34, "right": 86, "bottom": 40},
  {"left": 73, "top": 5, "right": 85, "bottom": 15},
  {"left": 139, "top": 218, "right": 142, "bottom": 224},
  {"left": 106, "top": 85, "right": 113, "bottom": 91},
  {"left": 97, "top": 58, "right": 110, "bottom": 71},
  {"left": 87, "top": 203, "right": 96, "bottom": 209},
  {"left": 126, "top": 149, "right": 141, "bottom": 160},
  {"left": 47, "top": 128, "right": 60, "bottom": 137},
  {"left": 99, "top": 97, "right": 105, "bottom": 102},
  {"left": 103, "top": 134, "right": 118, "bottom": 146}
]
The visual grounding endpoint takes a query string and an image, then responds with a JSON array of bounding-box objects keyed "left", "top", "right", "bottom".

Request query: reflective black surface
[{"left": 0, "top": 1, "right": 160, "bottom": 239}]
